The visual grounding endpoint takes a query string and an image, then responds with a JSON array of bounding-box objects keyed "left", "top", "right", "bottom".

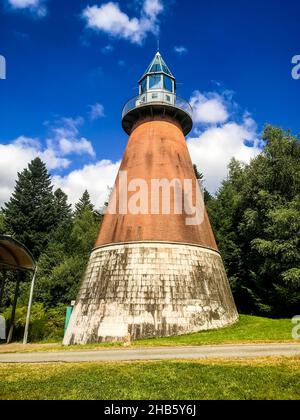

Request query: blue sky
[{"left": 0, "top": 0, "right": 299, "bottom": 207}]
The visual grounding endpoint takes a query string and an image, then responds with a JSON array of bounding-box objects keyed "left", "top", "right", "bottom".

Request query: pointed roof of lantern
[{"left": 140, "top": 51, "right": 175, "bottom": 81}]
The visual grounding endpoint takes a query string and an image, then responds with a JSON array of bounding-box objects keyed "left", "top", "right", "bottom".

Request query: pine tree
[
  {"left": 3, "top": 158, "right": 56, "bottom": 259},
  {"left": 53, "top": 189, "right": 72, "bottom": 226},
  {"left": 193, "top": 164, "right": 212, "bottom": 203},
  {"left": 74, "top": 190, "right": 94, "bottom": 216},
  {"left": 0, "top": 211, "right": 5, "bottom": 234}
]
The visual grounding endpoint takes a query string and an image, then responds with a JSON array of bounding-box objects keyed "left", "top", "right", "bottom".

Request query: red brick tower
[{"left": 64, "top": 52, "right": 238, "bottom": 345}]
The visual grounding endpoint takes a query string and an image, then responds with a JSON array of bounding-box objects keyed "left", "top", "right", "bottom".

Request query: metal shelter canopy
[
  {"left": 0, "top": 235, "right": 36, "bottom": 272},
  {"left": 0, "top": 235, "right": 37, "bottom": 344}
]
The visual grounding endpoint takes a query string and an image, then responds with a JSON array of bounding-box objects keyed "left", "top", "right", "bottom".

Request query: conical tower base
[{"left": 63, "top": 242, "right": 238, "bottom": 345}]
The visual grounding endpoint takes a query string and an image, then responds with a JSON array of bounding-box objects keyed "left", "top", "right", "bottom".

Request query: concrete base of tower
[{"left": 63, "top": 242, "right": 239, "bottom": 345}]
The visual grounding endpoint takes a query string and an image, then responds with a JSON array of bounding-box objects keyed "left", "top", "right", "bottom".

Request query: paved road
[{"left": 0, "top": 344, "right": 300, "bottom": 364}]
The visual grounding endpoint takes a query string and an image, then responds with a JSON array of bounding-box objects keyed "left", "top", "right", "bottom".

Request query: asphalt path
[{"left": 0, "top": 343, "right": 300, "bottom": 363}]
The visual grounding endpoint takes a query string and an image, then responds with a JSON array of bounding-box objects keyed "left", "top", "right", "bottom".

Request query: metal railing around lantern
[{"left": 122, "top": 92, "right": 193, "bottom": 120}]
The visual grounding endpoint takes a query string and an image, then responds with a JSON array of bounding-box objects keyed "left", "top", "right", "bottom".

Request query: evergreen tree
[
  {"left": 193, "top": 164, "right": 212, "bottom": 203},
  {"left": 49, "top": 189, "right": 73, "bottom": 245},
  {"left": 74, "top": 190, "right": 94, "bottom": 216},
  {"left": 53, "top": 189, "right": 72, "bottom": 226},
  {"left": 207, "top": 126, "right": 300, "bottom": 316},
  {"left": 0, "top": 211, "right": 5, "bottom": 234},
  {"left": 2, "top": 158, "right": 56, "bottom": 259},
  {"left": 70, "top": 207, "right": 99, "bottom": 257},
  {"left": 35, "top": 206, "right": 99, "bottom": 308}
]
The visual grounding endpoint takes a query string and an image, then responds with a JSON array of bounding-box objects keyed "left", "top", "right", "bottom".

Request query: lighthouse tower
[{"left": 64, "top": 52, "right": 238, "bottom": 345}]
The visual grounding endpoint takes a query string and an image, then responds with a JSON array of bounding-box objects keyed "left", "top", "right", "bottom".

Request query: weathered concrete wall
[{"left": 64, "top": 242, "right": 238, "bottom": 345}]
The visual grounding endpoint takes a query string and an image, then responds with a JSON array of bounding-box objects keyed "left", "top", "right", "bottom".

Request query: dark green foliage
[
  {"left": 70, "top": 208, "right": 99, "bottom": 255},
  {"left": 0, "top": 212, "right": 5, "bottom": 234},
  {"left": 2, "top": 158, "right": 57, "bottom": 259},
  {"left": 3, "top": 303, "right": 65, "bottom": 342},
  {"left": 74, "top": 190, "right": 94, "bottom": 216},
  {"left": 0, "top": 271, "right": 17, "bottom": 308},
  {"left": 193, "top": 164, "right": 212, "bottom": 203},
  {"left": 1, "top": 158, "right": 101, "bottom": 340},
  {"left": 53, "top": 188, "right": 72, "bottom": 228},
  {"left": 207, "top": 126, "right": 300, "bottom": 317},
  {"left": 35, "top": 202, "right": 99, "bottom": 308}
]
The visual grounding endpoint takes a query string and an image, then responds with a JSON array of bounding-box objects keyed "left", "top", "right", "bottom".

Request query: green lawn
[
  {"left": 1, "top": 358, "right": 299, "bottom": 400},
  {"left": 0, "top": 315, "right": 297, "bottom": 354},
  {"left": 134, "top": 315, "right": 295, "bottom": 347}
]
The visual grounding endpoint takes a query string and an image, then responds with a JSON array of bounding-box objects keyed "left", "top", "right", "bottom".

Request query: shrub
[{"left": 3, "top": 303, "right": 66, "bottom": 342}]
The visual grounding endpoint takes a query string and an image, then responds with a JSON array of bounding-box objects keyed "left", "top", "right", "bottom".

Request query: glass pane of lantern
[
  {"left": 162, "top": 64, "right": 171, "bottom": 76},
  {"left": 141, "top": 78, "right": 147, "bottom": 94},
  {"left": 164, "top": 76, "right": 173, "bottom": 92},
  {"left": 149, "top": 75, "right": 162, "bottom": 90},
  {"left": 150, "top": 63, "right": 161, "bottom": 73}
]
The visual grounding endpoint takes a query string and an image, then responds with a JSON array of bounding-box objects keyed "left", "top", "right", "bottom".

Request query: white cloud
[
  {"left": 53, "top": 160, "right": 120, "bottom": 210},
  {"left": 0, "top": 136, "right": 69, "bottom": 206},
  {"left": 58, "top": 138, "right": 95, "bottom": 157},
  {"left": 82, "top": 0, "right": 164, "bottom": 45},
  {"left": 174, "top": 46, "right": 188, "bottom": 56},
  {"left": 188, "top": 110, "right": 262, "bottom": 194},
  {"left": 190, "top": 91, "right": 229, "bottom": 124},
  {"left": 8, "top": 0, "right": 47, "bottom": 17},
  {"left": 0, "top": 117, "right": 96, "bottom": 206},
  {"left": 40, "top": 148, "right": 70, "bottom": 170},
  {"left": 9, "top": 0, "right": 38, "bottom": 6},
  {"left": 0, "top": 135, "right": 119, "bottom": 209},
  {"left": 49, "top": 117, "right": 95, "bottom": 158},
  {"left": 0, "top": 139, "right": 36, "bottom": 207},
  {"left": 88, "top": 103, "right": 105, "bottom": 121},
  {"left": 9, "top": 135, "right": 70, "bottom": 170},
  {"left": 187, "top": 89, "right": 265, "bottom": 194}
]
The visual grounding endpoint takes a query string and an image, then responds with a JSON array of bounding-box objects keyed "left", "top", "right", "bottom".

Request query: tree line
[
  {"left": 205, "top": 126, "right": 300, "bottom": 317},
  {"left": 0, "top": 125, "right": 299, "bottom": 326},
  {"left": 0, "top": 158, "right": 102, "bottom": 313}
]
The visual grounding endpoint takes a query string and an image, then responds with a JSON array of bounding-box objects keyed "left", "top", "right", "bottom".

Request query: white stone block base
[{"left": 63, "top": 242, "right": 238, "bottom": 345}]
